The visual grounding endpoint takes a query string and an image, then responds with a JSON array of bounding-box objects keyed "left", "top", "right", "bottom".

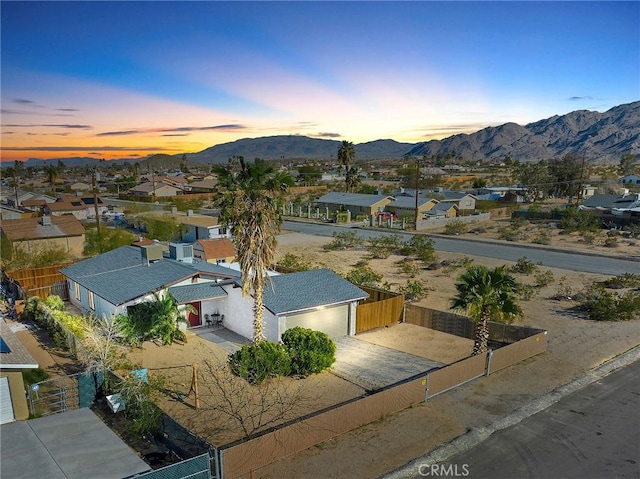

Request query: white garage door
[
  {"left": 0, "top": 376, "right": 15, "bottom": 424},
  {"left": 285, "top": 304, "right": 349, "bottom": 339}
]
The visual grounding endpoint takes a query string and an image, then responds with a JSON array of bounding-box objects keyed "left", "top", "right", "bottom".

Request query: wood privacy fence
[
  {"left": 219, "top": 374, "right": 426, "bottom": 479},
  {"left": 356, "top": 286, "right": 404, "bottom": 333},
  {"left": 4, "top": 263, "right": 73, "bottom": 300}
]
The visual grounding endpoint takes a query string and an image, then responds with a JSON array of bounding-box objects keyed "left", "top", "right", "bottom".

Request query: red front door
[{"left": 187, "top": 302, "right": 201, "bottom": 327}]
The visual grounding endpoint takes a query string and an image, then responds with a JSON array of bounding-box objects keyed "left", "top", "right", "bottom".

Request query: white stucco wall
[{"left": 221, "top": 284, "right": 279, "bottom": 342}]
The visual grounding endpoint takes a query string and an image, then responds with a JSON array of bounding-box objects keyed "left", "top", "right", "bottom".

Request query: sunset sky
[{"left": 1, "top": 1, "right": 638, "bottom": 163}]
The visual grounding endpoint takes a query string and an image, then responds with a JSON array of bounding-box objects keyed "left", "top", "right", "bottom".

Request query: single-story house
[
  {"left": 128, "top": 182, "right": 182, "bottom": 197},
  {"left": 188, "top": 179, "right": 218, "bottom": 193},
  {"left": 44, "top": 195, "right": 107, "bottom": 220},
  {"left": 69, "top": 182, "right": 92, "bottom": 192},
  {"left": 619, "top": 174, "right": 640, "bottom": 185},
  {"left": 395, "top": 188, "right": 477, "bottom": 212},
  {"left": 0, "top": 205, "right": 32, "bottom": 220},
  {"left": 581, "top": 193, "right": 640, "bottom": 210},
  {"left": 315, "top": 192, "right": 394, "bottom": 217},
  {"left": 179, "top": 215, "right": 229, "bottom": 242},
  {"left": 0, "top": 325, "right": 39, "bottom": 424},
  {"left": 424, "top": 202, "right": 458, "bottom": 219},
  {"left": 60, "top": 244, "right": 368, "bottom": 342},
  {"left": 1, "top": 215, "right": 86, "bottom": 256},
  {"left": 193, "top": 238, "right": 236, "bottom": 264},
  {"left": 386, "top": 196, "right": 439, "bottom": 218}
]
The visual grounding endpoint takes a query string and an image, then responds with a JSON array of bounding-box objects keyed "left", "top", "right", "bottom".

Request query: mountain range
[{"left": 15, "top": 101, "right": 640, "bottom": 168}]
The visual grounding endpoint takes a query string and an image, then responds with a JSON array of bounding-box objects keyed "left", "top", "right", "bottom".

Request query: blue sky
[{"left": 1, "top": 1, "right": 638, "bottom": 161}]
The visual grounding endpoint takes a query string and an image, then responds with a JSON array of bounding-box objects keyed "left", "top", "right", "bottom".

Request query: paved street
[
  {"left": 434, "top": 360, "right": 640, "bottom": 479},
  {"left": 283, "top": 221, "right": 640, "bottom": 275}
]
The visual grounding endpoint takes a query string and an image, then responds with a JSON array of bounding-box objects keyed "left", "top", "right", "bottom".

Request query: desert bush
[
  {"left": 534, "top": 269, "right": 555, "bottom": 288},
  {"left": 510, "top": 257, "right": 540, "bottom": 275},
  {"left": 497, "top": 226, "right": 523, "bottom": 242},
  {"left": 600, "top": 273, "right": 640, "bottom": 289},
  {"left": 344, "top": 265, "right": 383, "bottom": 288},
  {"left": 281, "top": 327, "right": 336, "bottom": 376},
  {"left": 551, "top": 275, "right": 573, "bottom": 300},
  {"left": 582, "top": 284, "right": 640, "bottom": 321},
  {"left": 399, "top": 235, "right": 437, "bottom": 263},
  {"left": 603, "top": 236, "right": 619, "bottom": 248},
  {"left": 396, "top": 258, "right": 420, "bottom": 277},
  {"left": 580, "top": 231, "right": 597, "bottom": 245},
  {"left": 323, "top": 231, "right": 364, "bottom": 251},
  {"left": 228, "top": 342, "right": 291, "bottom": 384},
  {"left": 44, "top": 294, "right": 65, "bottom": 311},
  {"left": 397, "top": 279, "right": 430, "bottom": 301},
  {"left": 516, "top": 283, "right": 538, "bottom": 301},
  {"left": 532, "top": 230, "right": 551, "bottom": 245},
  {"left": 561, "top": 207, "right": 600, "bottom": 233},
  {"left": 277, "top": 253, "right": 312, "bottom": 271},
  {"left": 443, "top": 220, "right": 467, "bottom": 236},
  {"left": 22, "top": 368, "right": 50, "bottom": 387},
  {"left": 366, "top": 235, "right": 404, "bottom": 259}
]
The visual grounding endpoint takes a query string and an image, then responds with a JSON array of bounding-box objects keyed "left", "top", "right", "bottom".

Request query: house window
[
  {"left": 74, "top": 282, "right": 80, "bottom": 300},
  {"left": 88, "top": 291, "right": 95, "bottom": 311},
  {"left": 465, "top": 200, "right": 471, "bottom": 206}
]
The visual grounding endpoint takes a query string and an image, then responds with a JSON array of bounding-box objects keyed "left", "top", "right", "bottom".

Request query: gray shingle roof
[
  {"left": 168, "top": 283, "right": 227, "bottom": 303},
  {"left": 389, "top": 196, "right": 436, "bottom": 209},
  {"left": 0, "top": 324, "right": 38, "bottom": 369},
  {"left": 316, "top": 192, "right": 393, "bottom": 208},
  {"left": 60, "top": 246, "right": 197, "bottom": 305},
  {"left": 582, "top": 193, "right": 640, "bottom": 209},
  {"left": 263, "top": 268, "right": 368, "bottom": 315}
]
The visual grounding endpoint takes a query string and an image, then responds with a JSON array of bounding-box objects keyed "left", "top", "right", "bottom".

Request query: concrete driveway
[{"left": 332, "top": 336, "right": 443, "bottom": 391}]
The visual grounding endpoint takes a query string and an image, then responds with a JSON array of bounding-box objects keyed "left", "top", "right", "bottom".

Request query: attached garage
[
  {"left": 285, "top": 304, "right": 349, "bottom": 339},
  {"left": 262, "top": 269, "right": 368, "bottom": 342},
  {"left": 0, "top": 376, "right": 15, "bottom": 424}
]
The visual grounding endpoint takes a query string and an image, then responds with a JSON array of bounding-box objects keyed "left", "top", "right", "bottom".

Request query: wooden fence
[
  {"left": 425, "top": 353, "right": 488, "bottom": 399},
  {"left": 356, "top": 286, "right": 404, "bottom": 333},
  {"left": 4, "top": 263, "right": 73, "bottom": 300},
  {"left": 220, "top": 374, "right": 426, "bottom": 478}
]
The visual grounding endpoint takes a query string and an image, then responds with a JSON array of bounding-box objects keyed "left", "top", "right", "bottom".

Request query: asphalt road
[
  {"left": 434, "top": 359, "right": 640, "bottom": 479},
  {"left": 283, "top": 220, "right": 640, "bottom": 276}
]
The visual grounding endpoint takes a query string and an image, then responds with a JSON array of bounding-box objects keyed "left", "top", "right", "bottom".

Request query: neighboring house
[
  {"left": 128, "top": 182, "right": 182, "bottom": 197},
  {"left": 581, "top": 193, "right": 640, "bottom": 211},
  {"left": 619, "top": 174, "right": 640, "bottom": 185},
  {"left": 69, "top": 182, "right": 92, "bottom": 192},
  {"left": 315, "top": 192, "right": 394, "bottom": 217},
  {"left": 188, "top": 179, "right": 218, "bottom": 193},
  {"left": 44, "top": 195, "right": 107, "bottom": 220},
  {"left": 193, "top": 238, "right": 236, "bottom": 264},
  {"left": 179, "top": 215, "right": 229, "bottom": 242},
  {"left": 386, "top": 196, "right": 439, "bottom": 218},
  {"left": 0, "top": 325, "right": 39, "bottom": 424},
  {"left": 1, "top": 215, "right": 86, "bottom": 256},
  {"left": 424, "top": 202, "right": 458, "bottom": 219},
  {"left": 0, "top": 189, "right": 55, "bottom": 207},
  {"left": 60, "top": 244, "right": 368, "bottom": 342},
  {"left": 580, "top": 184, "right": 597, "bottom": 199},
  {"left": 0, "top": 205, "right": 31, "bottom": 220},
  {"left": 395, "top": 188, "right": 477, "bottom": 212}
]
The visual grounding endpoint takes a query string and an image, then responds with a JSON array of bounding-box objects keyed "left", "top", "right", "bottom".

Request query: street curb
[{"left": 381, "top": 345, "right": 640, "bottom": 479}]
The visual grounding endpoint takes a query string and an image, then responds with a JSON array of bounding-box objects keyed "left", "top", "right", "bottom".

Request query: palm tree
[
  {"left": 337, "top": 141, "right": 355, "bottom": 192},
  {"left": 45, "top": 165, "right": 59, "bottom": 193},
  {"left": 214, "top": 157, "right": 295, "bottom": 343},
  {"left": 451, "top": 265, "right": 523, "bottom": 355}
]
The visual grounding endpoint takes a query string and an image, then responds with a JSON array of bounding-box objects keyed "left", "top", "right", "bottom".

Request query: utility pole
[
  {"left": 414, "top": 158, "right": 420, "bottom": 230},
  {"left": 92, "top": 168, "right": 100, "bottom": 229}
]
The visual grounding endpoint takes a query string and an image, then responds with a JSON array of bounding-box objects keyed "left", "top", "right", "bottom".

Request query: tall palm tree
[
  {"left": 214, "top": 157, "right": 295, "bottom": 343},
  {"left": 337, "top": 141, "right": 355, "bottom": 192},
  {"left": 451, "top": 265, "right": 523, "bottom": 356}
]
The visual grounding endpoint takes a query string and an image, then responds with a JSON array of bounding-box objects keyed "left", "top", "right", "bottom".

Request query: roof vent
[{"left": 40, "top": 216, "right": 52, "bottom": 226}]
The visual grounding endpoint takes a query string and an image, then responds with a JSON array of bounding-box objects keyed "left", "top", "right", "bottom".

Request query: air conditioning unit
[
  {"left": 40, "top": 216, "right": 52, "bottom": 226},
  {"left": 141, "top": 244, "right": 164, "bottom": 265},
  {"left": 169, "top": 243, "right": 193, "bottom": 263}
]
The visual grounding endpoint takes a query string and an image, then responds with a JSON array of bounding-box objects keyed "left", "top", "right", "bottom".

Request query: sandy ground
[{"left": 8, "top": 219, "right": 640, "bottom": 478}]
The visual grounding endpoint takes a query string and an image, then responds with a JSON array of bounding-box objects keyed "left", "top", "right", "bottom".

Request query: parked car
[{"left": 375, "top": 211, "right": 397, "bottom": 220}]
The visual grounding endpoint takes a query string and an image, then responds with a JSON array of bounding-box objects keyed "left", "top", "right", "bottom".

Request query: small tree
[
  {"left": 344, "top": 265, "right": 383, "bottom": 288},
  {"left": 451, "top": 266, "right": 523, "bottom": 355}
]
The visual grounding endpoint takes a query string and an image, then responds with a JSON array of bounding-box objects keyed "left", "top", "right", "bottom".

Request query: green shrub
[
  {"left": 551, "top": 275, "right": 573, "bottom": 300},
  {"left": 323, "top": 231, "right": 364, "bottom": 251},
  {"left": 366, "top": 235, "right": 404, "bottom": 259},
  {"left": 396, "top": 258, "right": 420, "bottom": 277},
  {"left": 443, "top": 220, "right": 467, "bottom": 236},
  {"left": 516, "top": 283, "right": 538, "bottom": 301},
  {"left": 583, "top": 284, "right": 640, "bottom": 321},
  {"left": 510, "top": 257, "right": 540, "bottom": 275},
  {"left": 603, "top": 236, "right": 619, "bottom": 248},
  {"left": 399, "top": 235, "right": 437, "bottom": 263},
  {"left": 600, "top": 273, "right": 640, "bottom": 289},
  {"left": 44, "top": 295, "right": 64, "bottom": 311},
  {"left": 277, "top": 253, "right": 311, "bottom": 271},
  {"left": 228, "top": 342, "right": 291, "bottom": 384},
  {"left": 22, "top": 368, "right": 50, "bottom": 387},
  {"left": 344, "top": 265, "right": 383, "bottom": 288},
  {"left": 532, "top": 230, "right": 551, "bottom": 245},
  {"left": 397, "top": 279, "right": 431, "bottom": 301},
  {"left": 282, "top": 327, "right": 336, "bottom": 376},
  {"left": 534, "top": 269, "right": 555, "bottom": 288},
  {"left": 498, "top": 227, "right": 523, "bottom": 242}
]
